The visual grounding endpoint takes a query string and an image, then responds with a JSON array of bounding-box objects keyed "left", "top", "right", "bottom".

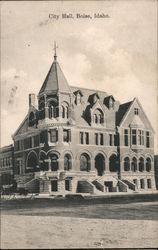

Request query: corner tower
[{"left": 37, "top": 43, "right": 73, "bottom": 123}]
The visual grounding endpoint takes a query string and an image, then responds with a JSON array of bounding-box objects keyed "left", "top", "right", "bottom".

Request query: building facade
[
  {"left": 2, "top": 51, "right": 156, "bottom": 194},
  {"left": 0, "top": 145, "right": 14, "bottom": 187}
]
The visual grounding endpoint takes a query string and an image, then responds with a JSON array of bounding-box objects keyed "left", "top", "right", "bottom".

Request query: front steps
[{"left": 15, "top": 174, "right": 40, "bottom": 193}]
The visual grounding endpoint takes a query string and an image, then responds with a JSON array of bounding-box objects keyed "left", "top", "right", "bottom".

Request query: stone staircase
[
  {"left": 15, "top": 174, "right": 39, "bottom": 193},
  {"left": 122, "top": 179, "right": 136, "bottom": 191}
]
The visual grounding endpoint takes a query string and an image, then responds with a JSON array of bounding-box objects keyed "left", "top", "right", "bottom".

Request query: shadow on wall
[{"left": 154, "top": 155, "right": 158, "bottom": 189}]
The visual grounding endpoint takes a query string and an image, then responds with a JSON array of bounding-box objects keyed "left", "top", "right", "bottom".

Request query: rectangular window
[
  {"left": 95, "top": 133, "right": 98, "bottom": 145},
  {"left": 109, "top": 134, "right": 113, "bottom": 146},
  {"left": 80, "top": 132, "right": 84, "bottom": 144},
  {"left": 24, "top": 137, "right": 32, "bottom": 149},
  {"left": 100, "top": 133, "right": 104, "bottom": 145},
  {"left": 142, "top": 131, "right": 144, "bottom": 145},
  {"left": 85, "top": 132, "right": 89, "bottom": 145},
  {"left": 146, "top": 131, "right": 150, "bottom": 148},
  {"left": 40, "top": 130, "right": 48, "bottom": 144},
  {"left": 132, "top": 130, "right": 137, "bottom": 145},
  {"left": 138, "top": 130, "right": 141, "bottom": 145},
  {"left": 65, "top": 179, "right": 71, "bottom": 191},
  {"left": 114, "top": 134, "right": 118, "bottom": 146},
  {"left": 124, "top": 129, "right": 128, "bottom": 146},
  {"left": 34, "top": 135, "right": 39, "bottom": 147},
  {"left": 147, "top": 179, "right": 152, "bottom": 189},
  {"left": 134, "top": 108, "right": 139, "bottom": 115},
  {"left": 63, "top": 129, "right": 71, "bottom": 142},
  {"left": 50, "top": 129, "right": 58, "bottom": 143}
]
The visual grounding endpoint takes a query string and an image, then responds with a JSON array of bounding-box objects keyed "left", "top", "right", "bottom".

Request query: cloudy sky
[{"left": 1, "top": 0, "right": 157, "bottom": 152}]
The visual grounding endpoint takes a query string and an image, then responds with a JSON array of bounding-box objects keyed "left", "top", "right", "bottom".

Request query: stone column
[
  {"left": 45, "top": 159, "right": 51, "bottom": 172},
  {"left": 45, "top": 106, "right": 49, "bottom": 118},
  {"left": 91, "top": 159, "right": 95, "bottom": 172},
  {"left": 58, "top": 158, "right": 64, "bottom": 171},
  {"left": 105, "top": 158, "right": 109, "bottom": 172}
]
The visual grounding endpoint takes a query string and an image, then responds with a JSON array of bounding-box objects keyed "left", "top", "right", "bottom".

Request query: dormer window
[
  {"left": 76, "top": 93, "right": 81, "bottom": 105},
  {"left": 134, "top": 108, "right": 139, "bottom": 115},
  {"left": 104, "top": 95, "right": 115, "bottom": 109},
  {"left": 93, "top": 109, "right": 104, "bottom": 125},
  {"left": 109, "top": 97, "right": 114, "bottom": 109}
]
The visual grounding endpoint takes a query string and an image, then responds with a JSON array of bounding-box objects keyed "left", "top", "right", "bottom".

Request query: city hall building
[{"left": 1, "top": 48, "right": 156, "bottom": 194}]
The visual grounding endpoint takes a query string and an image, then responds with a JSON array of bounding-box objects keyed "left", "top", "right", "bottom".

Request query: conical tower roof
[{"left": 39, "top": 46, "right": 71, "bottom": 94}]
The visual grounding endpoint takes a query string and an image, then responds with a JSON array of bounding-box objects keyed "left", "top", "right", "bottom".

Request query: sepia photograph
[{"left": 0, "top": 0, "right": 158, "bottom": 249}]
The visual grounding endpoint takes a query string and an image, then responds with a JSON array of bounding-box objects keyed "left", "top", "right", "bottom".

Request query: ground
[{"left": 1, "top": 196, "right": 158, "bottom": 249}]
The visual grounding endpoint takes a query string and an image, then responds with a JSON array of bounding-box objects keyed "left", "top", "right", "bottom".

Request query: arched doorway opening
[
  {"left": 124, "top": 157, "right": 130, "bottom": 171},
  {"left": 146, "top": 158, "right": 151, "bottom": 172},
  {"left": 26, "top": 152, "right": 38, "bottom": 172},
  {"left": 109, "top": 154, "right": 119, "bottom": 172},
  {"left": 131, "top": 157, "right": 137, "bottom": 172},
  {"left": 95, "top": 154, "right": 105, "bottom": 176},
  {"left": 50, "top": 154, "right": 58, "bottom": 171},
  {"left": 139, "top": 157, "right": 144, "bottom": 172},
  {"left": 80, "top": 153, "right": 90, "bottom": 171},
  {"left": 64, "top": 154, "right": 72, "bottom": 171}
]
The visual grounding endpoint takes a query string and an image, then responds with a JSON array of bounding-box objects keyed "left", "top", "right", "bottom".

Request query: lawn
[{"left": 1, "top": 197, "right": 158, "bottom": 248}]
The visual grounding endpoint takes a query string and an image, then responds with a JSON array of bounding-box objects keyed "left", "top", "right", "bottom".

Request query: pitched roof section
[
  {"left": 116, "top": 100, "right": 133, "bottom": 126},
  {"left": 39, "top": 59, "right": 71, "bottom": 94}
]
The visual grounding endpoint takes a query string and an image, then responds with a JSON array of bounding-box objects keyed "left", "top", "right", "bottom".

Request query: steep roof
[
  {"left": 39, "top": 57, "right": 71, "bottom": 94},
  {"left": 116, "top": 101, "right": 133, "bottom": 126}
]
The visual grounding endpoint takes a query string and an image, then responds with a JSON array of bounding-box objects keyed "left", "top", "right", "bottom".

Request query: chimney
[{"left": 29, "top": 93, "right": 35, "bottom": 107}]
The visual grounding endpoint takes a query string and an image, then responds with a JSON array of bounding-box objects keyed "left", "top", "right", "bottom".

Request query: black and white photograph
[{"left": 0, "top": 0, "right": 158, "bottom": 249}]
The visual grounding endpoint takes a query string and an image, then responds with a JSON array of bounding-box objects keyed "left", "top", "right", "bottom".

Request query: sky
[{"left": 1, "top": 0, "right": 158, "bottom": 152}]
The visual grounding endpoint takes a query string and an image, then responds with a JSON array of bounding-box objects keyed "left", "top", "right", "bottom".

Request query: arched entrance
[
  {"left": 95, "top": 154, "right": 105, "bottom": 176},
  {"left": 109, "top": 154, "right": 119, "bottom": 172},
  {"left": 26, "top": 152, "right": 38, "bottom": 172},
  {"left": 80, "top": 153, "right": 90, "bottom": 171}
]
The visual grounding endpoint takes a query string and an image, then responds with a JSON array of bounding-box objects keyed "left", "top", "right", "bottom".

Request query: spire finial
[{"left": 54, "top": 41, "right": 58, "bottom": 61}]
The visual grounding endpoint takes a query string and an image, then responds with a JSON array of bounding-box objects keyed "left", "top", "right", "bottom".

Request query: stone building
[
  {"left": 0, "top": 144, "right": 14, "bottom": 187},
  {"left": 10, "top": 49, "right": 156, "bottom": 194}
]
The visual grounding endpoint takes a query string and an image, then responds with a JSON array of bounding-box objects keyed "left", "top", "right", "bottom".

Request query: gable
[
  {"left": 118, "top": 98, "right": 154, "bottom": 132},
  {"left": 13, "top": 115, "right": 29, "bottom": 137}
]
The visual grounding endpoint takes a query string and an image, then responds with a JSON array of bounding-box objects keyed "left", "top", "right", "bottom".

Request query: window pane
[
  {"left": 80, "top": 132, "right": 84, "bottom": 144},
  {"left": 132, "top": 130, "right": 136, "bottom": 145}
]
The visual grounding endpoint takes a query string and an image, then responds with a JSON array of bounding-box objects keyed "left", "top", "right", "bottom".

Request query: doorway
[
  {"left": 95, "top": 154, "right": 105, "bottom": 176},
  {"left": 104, "top": 181, "right": 113, "bottom": 192},
  {"left": 51, "top": 180, "right": 58, "bottom": 191}
]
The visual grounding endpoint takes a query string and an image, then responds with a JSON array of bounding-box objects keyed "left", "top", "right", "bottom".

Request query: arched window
[
  {"left": 39, "top": 102, "right": 45, "bottom": 119},
  {"left": 139, "top": 157, "right": 144, "bottom": 172},
  {"left": 146, "top": 158, "right": 151, "bottom": 172},
  {"left": 131, "top": 157, "right": 137, "bottom": 172},
  {"left": 62, "top": 103, "right": 69, "bottom": 119},
  {"left": 94, "top": 114, "right": 98, "bottom": 124},
  {"left": 93, "top": 109, "right": 104, "bottom": 124},
  {"left": 80, "top": 153, "right": 90, "bottom": 171},
  {"left": 124, "top": 157, "right": 130, "bottom": 171},
  {"left": 109, "top": 154, "right": 119, "bottom": 172},
  {"left": 39, "top": 152, "right": 48, "bottom": 171},
  {"left": 50, "top": 154, "right": 58, "bottom": 171},
  {"left": 29, "top": 112, "right": 35, "bottom": 126},
  {"left": 64, "top": 154, "right": 72, "bottom": 171},
  {"left": 26, "top": 152, "right": 38, "bottom": 173},
  {"left": 48, "top": 100, "right": 57, "bottom": 118},
  {"left": 49, "top": 106, "right": 54, "bottom": 118}
]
